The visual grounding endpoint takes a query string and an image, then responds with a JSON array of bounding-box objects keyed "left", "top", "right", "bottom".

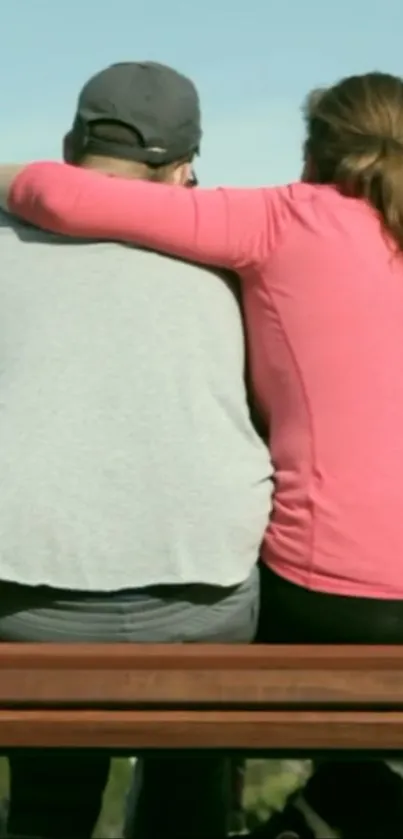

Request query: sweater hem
[{"left": 266, "top": 558, "right": 403, "bottom": 600}]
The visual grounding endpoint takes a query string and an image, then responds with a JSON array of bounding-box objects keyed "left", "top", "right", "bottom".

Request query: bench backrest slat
[
  {"left": 1, "top": 709, "right": 403, "bottom": 750},
  {"left": 0, "top": 644, "right": 402, "bottom": 708},
  {"left": 1, "top": 645, "right": 403, "bottom": 750}
]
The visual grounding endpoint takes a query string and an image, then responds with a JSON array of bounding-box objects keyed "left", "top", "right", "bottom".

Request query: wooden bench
[{"left": 1, "top": 644, "right": 403, "bottom": 753}]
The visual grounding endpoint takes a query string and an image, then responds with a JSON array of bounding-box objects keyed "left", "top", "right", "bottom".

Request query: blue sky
[{"left": 3, "top": 0, "right": 403, "bottom": 185}]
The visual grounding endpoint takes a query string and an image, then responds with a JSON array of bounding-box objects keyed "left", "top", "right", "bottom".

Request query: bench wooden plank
[
  {"left": 2, "top": 667, "right": 403, "bottom": 707},
  {"left": 1, "top": 644, "right": 403, "bottom": 669},
  {"left": 1, "top": 709, "right": 403, "bottom": 749},
  {"left": 1, "top": 646, "right": 403, "bottom": 752},
  {"left": 1, "top": 645, "right": 403, "bottom": 707}
]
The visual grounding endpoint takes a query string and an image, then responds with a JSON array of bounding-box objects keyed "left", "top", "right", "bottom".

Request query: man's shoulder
[
  {"left": 130, "top": 248, "right": 240, "bottom": 293},
  {"left": 0, "top": 215, "right": 240, "bottom": 299},
  {"left": 0, "top": 209, "right": 58, "bottom": 244},
  {"left": 0, "top": 209, "right": 28, "bottom": 236}
]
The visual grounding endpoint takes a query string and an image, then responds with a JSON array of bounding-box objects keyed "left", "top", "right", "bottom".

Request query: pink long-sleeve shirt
[{"left": 9, "top": 162, "right": 403, "bottom": 599}]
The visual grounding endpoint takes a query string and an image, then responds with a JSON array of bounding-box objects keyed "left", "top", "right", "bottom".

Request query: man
[{"left": 0, "top": 62, "right": 271, "bottom": 838}]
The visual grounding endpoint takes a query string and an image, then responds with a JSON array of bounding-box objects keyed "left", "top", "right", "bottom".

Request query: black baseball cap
[{"left": 71, "top": 61, "right": 202, "bottom": 167}]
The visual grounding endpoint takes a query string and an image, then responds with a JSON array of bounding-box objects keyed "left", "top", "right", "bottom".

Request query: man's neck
[{"left": 79, "top": 156, "right": 146, "bottom": 180}]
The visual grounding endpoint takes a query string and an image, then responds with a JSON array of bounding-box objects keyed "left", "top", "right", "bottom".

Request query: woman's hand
[{"left": 0, "top": 165, "right": 25, "bottom": 211}]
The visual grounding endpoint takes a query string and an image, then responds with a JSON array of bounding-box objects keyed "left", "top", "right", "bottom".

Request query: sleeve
[{"left": 9, "top": 161, "right": 288, "bottom": 274}]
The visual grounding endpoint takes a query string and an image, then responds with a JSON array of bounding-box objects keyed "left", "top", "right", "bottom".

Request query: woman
[{"left": 7, "top": 70, "right": 403, "bottom": 642}]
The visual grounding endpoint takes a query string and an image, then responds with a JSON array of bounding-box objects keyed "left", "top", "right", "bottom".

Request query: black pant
[
  {"left": 1, "top": 571, "right": 258, "bottom": 839},
  {"left": 7, "top": 752, "right": 231, "bottom": 839},
  {"left": 254, "top": 563, "right": 403, "bottom": 837},
  {"left": 7, "top": 752, "right": 110, "bottom": 838},
  {"left": 257, "top": 562, "right": 403, "bottom": 643}
]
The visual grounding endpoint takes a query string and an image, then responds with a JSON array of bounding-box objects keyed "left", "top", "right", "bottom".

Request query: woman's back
[{"left": 251, "top": 182, "right": 403, "bottom": 596}]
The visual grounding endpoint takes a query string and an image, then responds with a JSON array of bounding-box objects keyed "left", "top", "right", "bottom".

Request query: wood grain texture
[
  {"left": 1, "top": 709, "right": 403, "bottom": 749},
  {"left": 0, "top": 644, "right": 402, "bottom": 707},
  {"left": 2, "top": 645, "right": 403, "bottom": 750},
  {"left": 1, "top": 643, "right": 402, "bottom": 669}
]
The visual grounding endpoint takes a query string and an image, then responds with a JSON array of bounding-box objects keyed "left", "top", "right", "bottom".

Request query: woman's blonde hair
[{"left": 303, "top": 72, "right": 403, "bottom": 251}]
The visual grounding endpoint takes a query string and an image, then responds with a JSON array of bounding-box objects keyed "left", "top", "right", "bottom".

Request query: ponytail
[{"left": 304, "top": 73, "right": 403, "bottom": 253}]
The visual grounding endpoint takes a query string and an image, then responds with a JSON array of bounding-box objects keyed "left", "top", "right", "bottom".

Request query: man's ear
[{"left": 170, "top": 161, "right": 192, "bottom": 186}]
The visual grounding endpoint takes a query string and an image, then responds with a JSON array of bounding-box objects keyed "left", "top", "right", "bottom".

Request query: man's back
[{"left": 0, "top": 213, "right": 270, "bottom": 590}]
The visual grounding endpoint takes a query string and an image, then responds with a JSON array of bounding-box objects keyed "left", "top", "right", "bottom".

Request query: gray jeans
[{"left": 0, "top": 566, "right": 259, "bottom": 839}]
